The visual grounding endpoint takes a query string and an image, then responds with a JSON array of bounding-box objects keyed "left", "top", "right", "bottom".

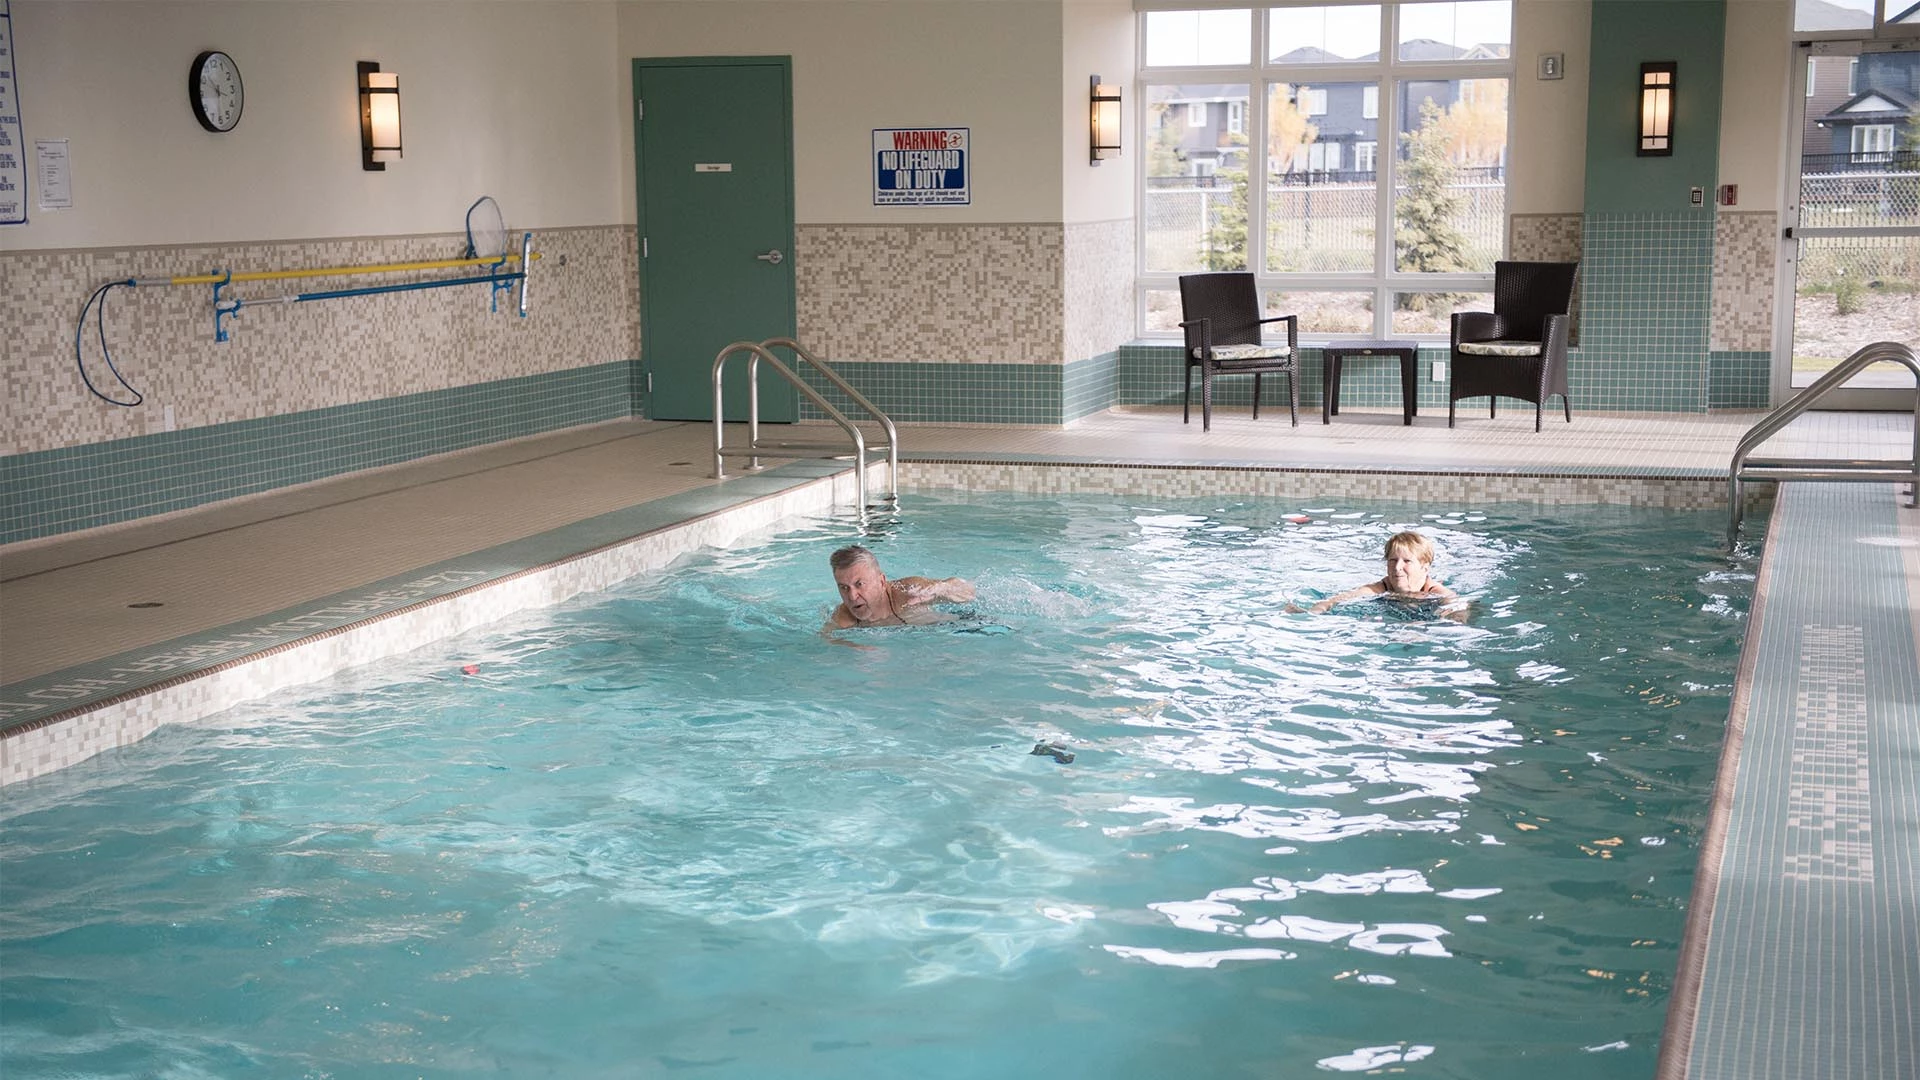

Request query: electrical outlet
[
  {"left": 1690, "top": 186, "right": 1705, "bottom": 207},
  {"left": 1431, "top": 361, "right": 1446, "bottom": 382},
  {"left": 164, "top": 404, "right": 176, "bottom": 432}
]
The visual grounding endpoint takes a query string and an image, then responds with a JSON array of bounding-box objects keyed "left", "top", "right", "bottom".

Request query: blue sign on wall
[{"left": 873, "top": 127, "right": 969, "bottom": 206}]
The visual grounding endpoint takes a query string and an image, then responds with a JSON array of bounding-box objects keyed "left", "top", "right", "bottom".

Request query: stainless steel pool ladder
[
  {"left": 1727, "top": 340, "right": 1919, "bottom": 547},
  {"left": 711, "top": 337, "right": 899, "bottom": 513}
]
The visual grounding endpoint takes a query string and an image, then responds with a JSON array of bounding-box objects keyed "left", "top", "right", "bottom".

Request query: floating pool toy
[
  {"left": 1284, "top": 514, "right": 1312, "bottom": 524},
  {"left": 1031, "top": 741, "right": 1075, "bottom": 765},
  {"left": 461, "top": 664, "right": 481, "bottom": 676}
]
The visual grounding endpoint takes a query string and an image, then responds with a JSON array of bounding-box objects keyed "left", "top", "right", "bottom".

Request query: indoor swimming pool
[{"left": 0, "top": 491, "right": 1759, "bottom": 1078}]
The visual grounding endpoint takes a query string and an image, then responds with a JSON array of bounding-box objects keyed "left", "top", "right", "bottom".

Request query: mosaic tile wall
[
  {"left": 1574, "top": 211, "right": 1717, "bottom": 412},
  {"left": 1712, "top": 211, "right": 1779, "bottom": 353},
  {"left": 1064, "top": 218, "right": 1135, "bottom": 367},
  {"left": 2, "top": 226, "right": 641, "bottom": 457},
  {"left": 1509, "top": 213, "right": 1583, "bottom": 263},
  {"left": 788, "top": 352, "right": 1123, "bottom": 428},
  {"left": 1064, "top": 352, "right": 1120, "bottom": 423},
  {"left": 1710, "top": 351, "right": 1772, "bottom": 409},
  {"left": 786, "top": 219, "right": 1133, "bottom": 426},
  {"left": 1510, "top": 212, "right": 1586, "bottom": 343},
  {"left": 795, "top": 361, "right": 1064, "bottom": 425},
  {"left": 794, "top": 223, "right": 1066, "bottom": 364},
  {"left": 0, "top": 226, "right": 641, "bottom": 543}
]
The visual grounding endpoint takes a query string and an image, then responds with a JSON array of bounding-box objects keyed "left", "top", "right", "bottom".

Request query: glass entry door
[{"left": 1779, "top": 40, "right": 1919, "bottom": 406}]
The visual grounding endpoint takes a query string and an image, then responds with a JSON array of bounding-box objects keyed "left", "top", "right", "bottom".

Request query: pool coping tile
[{"left": 1658, "top": 482, "right": 1920, "bottom": 1080}]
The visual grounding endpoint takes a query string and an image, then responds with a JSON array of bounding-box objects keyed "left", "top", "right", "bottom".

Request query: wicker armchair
[
  {"left": 1178, "top": 272, "right": 1299, "bottom": 431},
  {"left": 1447, "top": 261, "right": 1579, "bottom": 432}
]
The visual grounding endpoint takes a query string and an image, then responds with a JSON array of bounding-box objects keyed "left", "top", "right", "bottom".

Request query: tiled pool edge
[
  {"left": 901, "top": 458, "right": 1760, "bottom": 509},
  {"left": 1654, "top": 493, "right": 1783, "bottom": 1080},
  {"left": 1657, "top": 482, "right": 1920, "bottom": 1080},
  {"left": 0, "top": 465, "right": 864, "bottom": 786}
]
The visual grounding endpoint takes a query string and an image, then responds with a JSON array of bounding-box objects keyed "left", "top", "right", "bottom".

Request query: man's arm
[{"left": 890, "top": 576, "right": 976, "bottom": 607}]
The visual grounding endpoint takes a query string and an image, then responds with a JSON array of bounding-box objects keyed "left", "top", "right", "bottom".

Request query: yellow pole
[{"left": 164, "top": 251, "right": 540, "bottom": 287}]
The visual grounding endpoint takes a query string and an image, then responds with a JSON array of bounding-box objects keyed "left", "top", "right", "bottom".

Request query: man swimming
[
  {"left": 827, "top": 544, "right": 976, "bottom": 628},
  {"left": 1308, "top": 530, "right": 1466, "bottom": 620}
]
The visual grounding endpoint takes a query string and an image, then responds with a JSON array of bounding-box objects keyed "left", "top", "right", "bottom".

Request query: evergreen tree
[
  {"left": 1203, "top": 133, "right": 1251, "bottom": 271},
  {"left": 1394, "top": 98, "right": 1471, "bottom": 296}
]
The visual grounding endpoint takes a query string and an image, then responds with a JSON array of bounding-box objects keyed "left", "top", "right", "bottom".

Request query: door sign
[{"left": 872, "top": 127, "right": 969, "bottom": 206}]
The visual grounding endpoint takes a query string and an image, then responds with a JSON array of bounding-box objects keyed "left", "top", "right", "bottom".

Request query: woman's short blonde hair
[{"left": 1383, "top": 531, "right": 1436, "bottom": 565}]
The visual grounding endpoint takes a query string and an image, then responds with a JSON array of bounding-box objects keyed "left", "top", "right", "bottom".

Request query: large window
[{"left": 1139, "top": 2, "right": 1513, "bottom": 338}]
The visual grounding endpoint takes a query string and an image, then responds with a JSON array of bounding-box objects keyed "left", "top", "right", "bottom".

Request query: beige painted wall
[
  {"left": 1510, "top": 0, "right": 1591, "bottom": 215},
  {"left": 1061, "top": 0, "right": 1135, "bottom": 224},
  {"left": 615, "top": 0, "right": 1066, "bottom": 223},
  {"left": 1720, "top": 0, "right": 1791, "bottom": 210},
  {"left": 3, "top": 1, "right": 626, "bottom": 251}
]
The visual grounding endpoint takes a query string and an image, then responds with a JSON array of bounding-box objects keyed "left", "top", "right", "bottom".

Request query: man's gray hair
[{"left": 830, "top": 544, "right": 881, "bottom": 572}]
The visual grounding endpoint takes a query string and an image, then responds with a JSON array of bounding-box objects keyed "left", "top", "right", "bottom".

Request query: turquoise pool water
[{"left": 0, "top": 492, "right": 1756, "bottom": 1078}]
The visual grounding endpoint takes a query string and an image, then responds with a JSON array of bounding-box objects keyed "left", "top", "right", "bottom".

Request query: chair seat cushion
[
  {"left": 1195, "top": 342, "right": 1293, "bottom": 362},
  {"left": 1457, "top": 339, "right": 1543, "bottom": 357}
]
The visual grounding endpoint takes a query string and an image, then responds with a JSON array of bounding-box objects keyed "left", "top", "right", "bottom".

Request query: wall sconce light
[
  {"left": 1090, "top": 75, "right": 1122, "bottom": 165},
  {"left": 358, "top": 61, "right": 403, "bottom": 171},
  {"left": 1637, "top": 61, "right": 1675, "bottom": 157}
]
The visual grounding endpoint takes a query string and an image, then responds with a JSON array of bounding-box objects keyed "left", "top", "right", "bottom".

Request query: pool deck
[{"left": 2, "top": 404, "right": 1917, "bottom": 1078}]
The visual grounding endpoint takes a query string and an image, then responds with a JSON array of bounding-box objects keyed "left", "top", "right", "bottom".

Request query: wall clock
[{"left": 189, "top": 50, "right": 243, "bottom": 133}]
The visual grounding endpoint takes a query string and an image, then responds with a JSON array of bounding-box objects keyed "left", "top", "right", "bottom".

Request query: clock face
[{"left": 189, "top": 50, "right": 243, "bottom": 133}]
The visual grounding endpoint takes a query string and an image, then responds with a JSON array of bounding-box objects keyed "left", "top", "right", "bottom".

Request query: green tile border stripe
[
  {"left": 0, "top": 457, "right": 839, "bottom": 738},
  {"left": 795, "top": 360, "right": 1066, "bottom": 426},
  {"left": 0, "top": 360, "right": 640, "bottom": 545}
]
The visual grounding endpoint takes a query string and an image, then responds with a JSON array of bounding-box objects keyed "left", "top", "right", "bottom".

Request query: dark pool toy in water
[{"left": 1031, "top": 741, "right": 1075, "bottom": 764}]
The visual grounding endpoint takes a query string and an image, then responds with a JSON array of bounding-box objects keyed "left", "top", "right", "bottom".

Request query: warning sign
[{"left": 873, "top": 127, "right": 969, "bottom": 206}]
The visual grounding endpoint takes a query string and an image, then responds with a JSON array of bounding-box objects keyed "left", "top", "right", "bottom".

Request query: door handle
[{"left": 756, "top": 249, "right": 784, "bottom": 265}]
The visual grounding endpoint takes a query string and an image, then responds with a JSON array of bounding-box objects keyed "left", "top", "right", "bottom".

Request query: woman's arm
[{"left": 1309, "top": 580, "right": 1387, "bottom": 613}]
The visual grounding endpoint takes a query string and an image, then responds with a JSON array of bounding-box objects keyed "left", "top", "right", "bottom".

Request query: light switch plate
[
  {"left": 1538, "top": 52, "right": 1564, "bottom": 80},
  {"left": 1431, "top": 361, "right": 1446, "bottom": 382}
]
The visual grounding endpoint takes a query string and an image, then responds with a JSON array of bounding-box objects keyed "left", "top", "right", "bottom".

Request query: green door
[{"left": 634, "top": 58, "right": 797, "bottom": 422}]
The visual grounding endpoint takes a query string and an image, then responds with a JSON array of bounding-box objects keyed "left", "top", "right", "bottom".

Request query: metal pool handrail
[
  {"left": 711, "top": 338, "right": 899, "bottom": 515},
  {"left": 1727, "top": 340, "right": 1920, "bottom": 547}
]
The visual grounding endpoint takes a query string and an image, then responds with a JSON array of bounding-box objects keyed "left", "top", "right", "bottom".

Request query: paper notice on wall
[
  {"left": 35, "top": 138, "right": 67, "bottom": 210},
  {"left": 0, "top": 0, "right": 25, "bottom": 225},
  {"left": 872, "top": 127, "right": 969, "bottom": 206}
]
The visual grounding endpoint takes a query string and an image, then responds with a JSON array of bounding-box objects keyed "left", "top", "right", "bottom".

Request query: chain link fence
[
  {"left": 1143, "top": 172, "right": 1505, "bottom": 273},
  {"left": 1797, "top": 165, "right": 1920, "bottom": 231}
]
